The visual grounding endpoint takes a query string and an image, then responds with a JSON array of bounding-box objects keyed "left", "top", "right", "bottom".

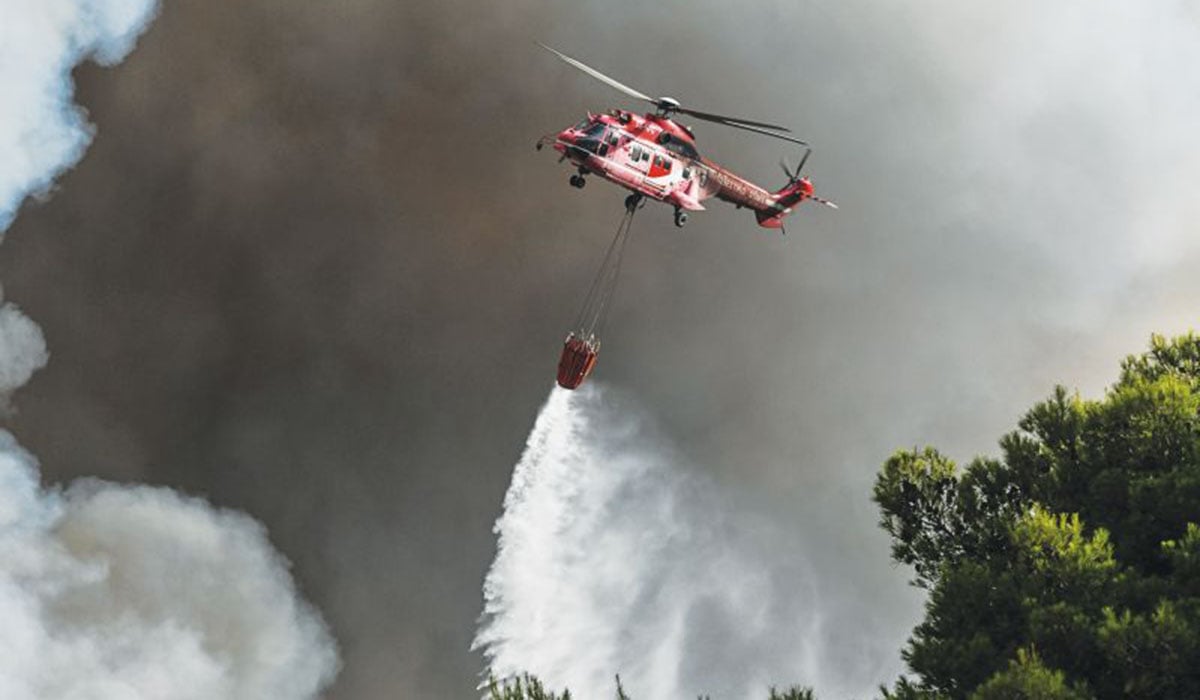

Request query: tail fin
[
  {"left": 755, "top": 178, "right": 815, "bottom": 229},
  {"left": 755, "top": 149, "right": 837, "bottom": 229}
]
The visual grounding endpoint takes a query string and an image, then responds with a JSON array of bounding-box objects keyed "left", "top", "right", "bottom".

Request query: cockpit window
[{"left": 574, "top": 122, "right": 609, "bottom": 155}]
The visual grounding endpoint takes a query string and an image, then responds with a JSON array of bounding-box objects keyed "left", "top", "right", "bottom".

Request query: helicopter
[{"left": 536, "top": 43, "right": 837, "bottom": 230}]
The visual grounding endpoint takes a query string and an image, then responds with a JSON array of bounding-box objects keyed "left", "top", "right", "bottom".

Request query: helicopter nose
[{"left": 550, "top": 129, "right": 575, "bottom": 155}]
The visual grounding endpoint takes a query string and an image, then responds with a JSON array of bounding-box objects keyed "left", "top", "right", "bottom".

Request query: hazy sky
[{"left": 2, "top": 1, "right": 1199, "bottom": 697}]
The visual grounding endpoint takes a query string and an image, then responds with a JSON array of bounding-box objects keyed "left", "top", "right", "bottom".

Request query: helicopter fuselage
[{"left": 539, "top": 109, "right": 814, "bottom": 228}]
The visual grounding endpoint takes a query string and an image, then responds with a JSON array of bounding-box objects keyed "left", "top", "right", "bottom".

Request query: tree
[
  {"left": 969, "top": 647, "right": 1092, "bottom": 700},
  {"left": 487, "top": 674, "right": 572, "bottom": 700},
  {"left": 874, "top": 333, "right": 1200, "bottom": 698},
  {"left": 768, "top": 687, "right": 816, "bottom": 700},
  {"left": 485, "top": 674, "right": 814, "bottom": 700}
]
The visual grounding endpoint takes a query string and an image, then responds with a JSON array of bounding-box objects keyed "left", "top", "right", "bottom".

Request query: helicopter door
[
  {"left": 626, "top": 142, "right": 650, "bottom": 175},
  {"left": 597, "top": 129, "right": 619, "bottom": 158}
]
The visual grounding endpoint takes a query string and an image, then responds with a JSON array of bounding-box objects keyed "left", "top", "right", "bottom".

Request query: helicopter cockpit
[
  {"left": 570, "top": 120, "right": 617, "bottom": 157},
  {"left": 576, "top": 122, "right": 607, "bottom": 152}
]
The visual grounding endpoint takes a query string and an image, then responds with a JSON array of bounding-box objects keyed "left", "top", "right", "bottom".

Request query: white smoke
[
  {"left": 476, "top": 386, "right": 895, "bottom": 699},
  {"left": 0, "top": 0, "right": 157, "bottom": 397},
  {"left": 0, "top": 0, "right": 163, "bottom": 230},
  {"left": 0, "top": 293, "right": 48, "bottom": 407},
  {"left": 0, "top": 2, "right": 342, "bottom": 698},
  {"left": 0, "top": 433, "right": 339, "bottom": 699}
]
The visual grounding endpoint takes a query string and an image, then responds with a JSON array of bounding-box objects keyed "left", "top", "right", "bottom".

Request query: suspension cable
[{"left": 572, "top": 204, "right": 638, "bottom": 341}]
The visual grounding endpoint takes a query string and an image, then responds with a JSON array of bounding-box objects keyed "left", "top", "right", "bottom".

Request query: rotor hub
[{"left": 654, "top": 96, "right": 681, "bottom": 112}]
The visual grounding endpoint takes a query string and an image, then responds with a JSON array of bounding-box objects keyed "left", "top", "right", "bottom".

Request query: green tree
[
  {"left": 487, "top": 674, "right": 572, "bottom": 700},
  {"left": 486, "top": 674, "right": 814, "bottom": 699},
  {"left": 875, "top": 333, "right": 1200, "bottom": 698},
  {"left": 768, "top": 687, "right": 816, "bottom": 700},
  {"left": 969, "top": 648, "right": 1092, "bottom": 700}
]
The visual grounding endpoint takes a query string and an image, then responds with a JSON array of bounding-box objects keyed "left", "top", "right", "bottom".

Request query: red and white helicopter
[{"left": 536, "top": 43, "right": 836, "bottom": 230}]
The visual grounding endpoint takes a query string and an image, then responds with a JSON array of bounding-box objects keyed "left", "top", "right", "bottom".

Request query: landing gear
[
  {"left": 569, "top": 174, "right": 586, "bottom": 189},
  {"left": 624, "top": 193, "right": 644, "bottom": 213},
  {"left": 674, "top": 208, "right": 688, "bottom": 228}
]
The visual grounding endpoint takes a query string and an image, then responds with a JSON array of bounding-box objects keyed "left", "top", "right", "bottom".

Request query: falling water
[{"left": 475, "top": 384, "right": 825, "bottom": 699}]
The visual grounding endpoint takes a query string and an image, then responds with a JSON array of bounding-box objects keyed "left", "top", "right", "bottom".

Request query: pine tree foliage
[
  {"left": 767, "top": 686, "right": 816, "bottom": 700},
  {"left": 487, "top": 674, "right": 572, "bottom": 700},
  {"left": 874, "top": 333, "right": 1200, "bottom": 698},
  {"left": 969, "top": 648, "right": 1092, "bottom": 699},
  {"left": 485, "top": 674, "right": 815, "bottom": 700}
]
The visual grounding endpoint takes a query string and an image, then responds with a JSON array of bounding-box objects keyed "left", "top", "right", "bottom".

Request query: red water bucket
[{"left": 556, "top": 334, "right": 599, "bottom": 389}]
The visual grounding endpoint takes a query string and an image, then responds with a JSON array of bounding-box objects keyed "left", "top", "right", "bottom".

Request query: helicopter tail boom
[{"left": 751, "top": 178, "right": 814, "bottom": 228}]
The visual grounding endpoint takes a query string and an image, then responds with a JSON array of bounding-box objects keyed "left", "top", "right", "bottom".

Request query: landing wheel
[
  {"left": 624, "top": 193, "right": 644, "bottom": 212},
  {"left": 570, "top": 174, "right": 586, "bottom": 189},
  {"left": 674, "top": 209, "right": 688, "bottom": 228}
]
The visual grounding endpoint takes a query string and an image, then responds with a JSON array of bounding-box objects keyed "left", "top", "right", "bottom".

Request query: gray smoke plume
[{"left": 0, "top": 2, "right": 340, "bottom": 697}]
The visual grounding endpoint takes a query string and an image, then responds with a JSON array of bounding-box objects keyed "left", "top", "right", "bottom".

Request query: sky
[{"left": 1, "top": 0, "right": 1199, "bottom": 698}]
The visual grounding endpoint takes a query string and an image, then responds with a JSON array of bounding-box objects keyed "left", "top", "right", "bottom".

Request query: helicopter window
[
  {"left": 641, "top": 150, "right": 650, "bottom": 162},
  {"left": 663, "top": 138, "right": 700, "bottom": 160},
  {"left": 682, "top": 166, "right": 692, "bottom": 179},
  {"left": 630, "top": 144, "right": 642, "bottom": 160},
  {"left": 606, "top": 132, "right": 620, "bottom": 146},
  {"left": 574, "top": 123, "right": 607, "bottom": 154}
]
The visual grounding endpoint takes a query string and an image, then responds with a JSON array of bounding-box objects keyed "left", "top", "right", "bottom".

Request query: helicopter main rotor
[{"left": 538, "top": 43, "right": 809, "bottom": 147}]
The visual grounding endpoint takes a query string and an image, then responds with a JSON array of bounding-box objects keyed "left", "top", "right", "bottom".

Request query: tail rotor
[
  {"left": 780, "top": 148, "right": 837, "bottom": 209},
  {"left": 779, "top": 147, "right": 811, "bottom": 185},
  {"left": 780, "top": 147, "right": 812, "bottom": 185}
]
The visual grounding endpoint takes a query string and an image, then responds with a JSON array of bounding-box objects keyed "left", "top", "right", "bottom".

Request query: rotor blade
[
  {"left": 676, "top": 107, "right": 793, "bottom": 133},
  {"left": 699, "top": 117, "right": 810, "bottom": 146},
  {"left": 810, "top": 195, "right": 838, "bottom": 209},
  {"left": 538, "top": 43, "right": 656, "bottom": 105},
  {"left": 779, "top": 159, "right": 796, "bottom": 181},
  {"left": 796, "top": 147, "right": 812, "bottom": 174}
]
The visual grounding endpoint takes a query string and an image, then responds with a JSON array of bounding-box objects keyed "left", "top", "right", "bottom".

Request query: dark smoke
[
  {"left": 0, "top": 2, "right": 339, "bottom": 697},
  {"left": 2, "top": 1, "right": 1198, "bottom": 697}
]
